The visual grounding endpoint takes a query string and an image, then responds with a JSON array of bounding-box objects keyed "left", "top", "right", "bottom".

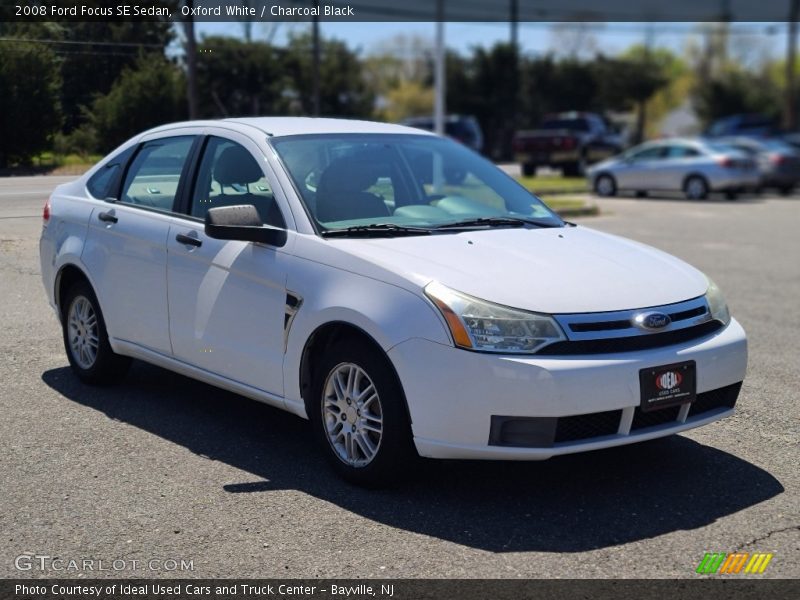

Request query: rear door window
[
  {"left": 629, "top": 146, "right": 666, "bottom": 161},
  {"left": 119, "top": 136, "right": 195, "bottom": 213},
  {"left": 665, "top": 145, "right": 700, "bottom": 158}
]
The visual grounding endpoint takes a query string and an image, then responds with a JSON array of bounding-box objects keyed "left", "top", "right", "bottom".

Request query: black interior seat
[
  {"left": 315, "top": 156, "right": 390, "bottom": 222},
  {"left": 203, "top": 145, "right": 283, "bottom": 227}
]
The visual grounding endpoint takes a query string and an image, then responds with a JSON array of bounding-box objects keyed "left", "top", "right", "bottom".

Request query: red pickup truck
[{"left": 513, "top": 112, "right": 624, "bottom": 177}]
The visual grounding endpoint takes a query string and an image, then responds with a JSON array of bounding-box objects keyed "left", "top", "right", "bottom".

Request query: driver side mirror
[{"left": 205, "top": 205, "right": 287, "bottom": 247}]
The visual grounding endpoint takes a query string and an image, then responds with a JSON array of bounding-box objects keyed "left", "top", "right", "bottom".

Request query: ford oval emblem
[{"left": 632, "top": 311, "right": 671, "bottom": 331}]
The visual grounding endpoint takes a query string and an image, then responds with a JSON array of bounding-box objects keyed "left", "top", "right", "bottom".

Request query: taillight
[
  {"left": 562, "top": 137, "right": 576, "bottom": 149},
  {"left": 512, "top": 138, "right": 525, "bottom": 152},
  {"left": 43, "top": 199, "right": 51, "bottom": 224},
  {"left": 716, "top": 156, "right": 734, "bottom": 168},
  {"left": 769, "top": 153, "right": 786, "bottom": 165}
]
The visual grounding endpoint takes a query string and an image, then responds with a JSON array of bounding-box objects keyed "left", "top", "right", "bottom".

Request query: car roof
[
  {"left": 636, "top": 137, "right": 702, "bottom": 149},
  {"left": 142, "top": 117, "right": 434, "bottom": 138}
]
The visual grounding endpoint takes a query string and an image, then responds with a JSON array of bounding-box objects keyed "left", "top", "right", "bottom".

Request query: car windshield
[{"left": 271, "top": 134, "right": 563, "bottom": 234}]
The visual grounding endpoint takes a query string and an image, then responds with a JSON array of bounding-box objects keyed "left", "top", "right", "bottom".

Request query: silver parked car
[
  {"left": 717, "top": 136, "right": 800, "bottom": 195},
  {"left": 588, "top": 138, "right": 760, "bottom": 200}
]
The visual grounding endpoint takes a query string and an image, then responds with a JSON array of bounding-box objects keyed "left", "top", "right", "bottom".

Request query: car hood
[
  {"left": 587, "top": 156, "right": 620, "bottom": 173},
  {"left": 330, "top": 226, "right": 708, "bottom": 314}
]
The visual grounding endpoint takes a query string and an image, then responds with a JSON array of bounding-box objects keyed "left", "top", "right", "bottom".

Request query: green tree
[
  {"left": 52, "top": 21, "right": 174, "bottom": 133},
  {"left": 283, "top": 32, "right": 374, "bottom": 117},
  {"left": 444, "top": 43, "right": 519, "bottom": 159},
  {"left": 594, "top": 54, "right": 669, "bottom": 143},
  {"left": 519, "top": 57, "right": 599, "bottom": 127},
  {"left": 83, "top": 55, "right": 186, "bottom": 153},
  {"left": 691, "top": 67, "right": 782, "bottom": 128},
  {"left": 0, "top": 20, "right": 174, "bottom": 134},
  {"left": 382, "top": 80, "right": 434, "bottom": 122},
  {"left": 0, "top": 39, "right": 62, "bottom": 167},
  {"left": 196, "top": 36, "right": 287, "bottom": 118}
]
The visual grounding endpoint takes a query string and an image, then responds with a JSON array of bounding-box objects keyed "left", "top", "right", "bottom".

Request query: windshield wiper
[
  {"left": 321, "top": 223, "right": 432, "bottom": 238},
  {"left": 433, "top": 216, "right": 562, "bottom": 230}
]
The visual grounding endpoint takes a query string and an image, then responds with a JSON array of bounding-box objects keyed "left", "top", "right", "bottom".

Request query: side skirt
[{"left": 111, "top": 338, "right": 301, "bottom": 416}]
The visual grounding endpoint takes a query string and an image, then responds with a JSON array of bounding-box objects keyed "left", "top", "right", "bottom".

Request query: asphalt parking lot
[{"left": 0, "top": 176, "right": 797, "bottom": 579}]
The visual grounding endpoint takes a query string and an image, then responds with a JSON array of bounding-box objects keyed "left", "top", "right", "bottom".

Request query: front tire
[
  {"left": 594, "top": 173, "right": 617, "bottom": 197},
  {"left": 309, "top": 338, "right": 416, "bottom": 487},
  {"left": 62, "top": 280, "right": 131, "bottom": 385}
]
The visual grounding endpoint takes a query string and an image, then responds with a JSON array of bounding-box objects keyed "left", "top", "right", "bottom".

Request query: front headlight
[
  {"left": 705, "top": 277, "right": 731, "bottom": 325},
  {"left": 424, "top": 282, "right": 566, "bottom": 353}
]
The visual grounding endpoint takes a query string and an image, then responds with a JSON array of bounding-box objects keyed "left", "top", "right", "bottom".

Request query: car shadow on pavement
[{"left": 42, "top": 362, "right": 784, "bottom": 554}]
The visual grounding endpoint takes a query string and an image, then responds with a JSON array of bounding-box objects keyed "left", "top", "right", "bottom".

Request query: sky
[{"left": 194, "top": 21, "right": 789, "bottom": 59}]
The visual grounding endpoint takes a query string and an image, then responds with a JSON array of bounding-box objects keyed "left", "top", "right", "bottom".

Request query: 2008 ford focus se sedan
[{"left": 40, "top": 118, "right": 747, "bottom": 485}]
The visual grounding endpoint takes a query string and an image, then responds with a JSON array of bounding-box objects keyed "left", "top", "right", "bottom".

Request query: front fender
[{"left": 282, "top": 261, "right": 451, "bottom": 417}]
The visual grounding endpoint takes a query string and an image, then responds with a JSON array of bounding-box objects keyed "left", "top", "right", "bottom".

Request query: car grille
[
  {"left": 688, "top": 382, "right": 741, "bottom": 417},
  {"left": 540, "top": 321, "right": 722, "bottom": 355},
  {"left": 631, "top": 405, "right": 682, "bottom": 430},
  {"left": 543, "top": 296, "right": 723, "bottom": 355},
  {"left": 488, "top": 383, "right": 741, "bottom": 448},
  {"left": 553, "top": 409, "right": 623, "bottom": 443}
]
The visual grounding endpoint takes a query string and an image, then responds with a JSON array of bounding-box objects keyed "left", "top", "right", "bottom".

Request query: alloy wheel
[
  {"left": 686, "top": 177, "right": 707, "bottom": 200},
  {"left": 596, "top": 175, "right": 615, "bottom": 197},
  {"left": 67, "top": 295, "right": 99, "bottom": 369},
  {"left": 322, "top": 362, "right": 383, "bottom": 467}
]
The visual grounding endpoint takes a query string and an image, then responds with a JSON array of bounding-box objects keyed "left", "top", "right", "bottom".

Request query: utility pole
[
  {"left": 434, "top": 0, "right": 445, "bottom": 136},
  {"left": 786, "top": 1, "right": 799, "bottom": 130},
  {"left": 312, "top": 2, "right": 321, "bottom": 116},
  {"left": 510, "top": 0, "right": 518, "bottom": 50},
  {"left": 183, "top": 0, "right": 199, "bottom": 119},
  {"left": 509, "top": 0, "right": 519, "bottom": 160}
]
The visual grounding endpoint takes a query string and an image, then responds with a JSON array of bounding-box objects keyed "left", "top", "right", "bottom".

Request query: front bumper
[{"left": 388, "top": 318, "right": 747, "bottom": 460}]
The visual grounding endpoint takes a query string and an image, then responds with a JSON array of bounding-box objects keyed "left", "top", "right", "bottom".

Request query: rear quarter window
[{"left": 86, "top": 146, "right": 135, "bottom": 200}]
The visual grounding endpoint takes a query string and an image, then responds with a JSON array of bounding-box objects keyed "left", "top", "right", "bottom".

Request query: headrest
[
  {"left": 317, "top": 156, "right": 381, "bottom": 194},
  {"left": 214, "top": 145, "right": 263, "bottom": 186}
]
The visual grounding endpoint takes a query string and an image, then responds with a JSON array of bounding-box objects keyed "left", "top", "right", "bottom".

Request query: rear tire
[
  {"left": 594, "top": 174, "right": 617, "bottom": 197},
  {"left": 309, "top": 338, "right": 417, "bottom": 487},
  {"left": 521, "top": 163, "right": 536, "bottom": 177},
  {"left": 62, "top": 280, "right": 131, "bottom": 385},
  {"left": 779, "top": 185, "right": 794, "bottom": 196},
  {"left": 725, "top": 190, "right": 738, "bottom": 201},
  {"left": 635, "top": 190, "right": 648, "bottom": 198},
  {"left": 684, "top": 175, "right": 709, "bottom": 200}
]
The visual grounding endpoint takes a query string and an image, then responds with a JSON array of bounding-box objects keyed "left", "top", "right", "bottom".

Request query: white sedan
[{"left": 40, "top": 118, "right": 747, "bottom": 485}]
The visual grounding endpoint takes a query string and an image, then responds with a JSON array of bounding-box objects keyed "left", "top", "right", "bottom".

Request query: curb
[{"left": 555, "top": 205, "right": 599, "bottom": 218}]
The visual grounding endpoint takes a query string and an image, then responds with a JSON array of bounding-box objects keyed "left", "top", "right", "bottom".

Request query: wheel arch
[
  {"left": 55, "top": 263, "right": 94, "bottom": 318},
  {"left": 682, "top": 172, "right": 709, "bottom": 190},
  {"left": 298, "top": 321, "right": 412, "bottom": 425},
  {"left": 593, "top": 170, "right": 617, "bottom": 193}
]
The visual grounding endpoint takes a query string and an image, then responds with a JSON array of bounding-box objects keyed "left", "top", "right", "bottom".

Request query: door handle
[
  {"left": 98, "top": 211, "right": 118, "bottom": 224},
  {"left": 176, "top": 233, "right": 202, "bottom": 248}
]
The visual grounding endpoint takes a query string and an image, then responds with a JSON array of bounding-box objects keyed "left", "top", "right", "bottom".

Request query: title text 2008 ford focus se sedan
[{"left": 40, "top": 118, "right": 747, "bottom": 485}]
